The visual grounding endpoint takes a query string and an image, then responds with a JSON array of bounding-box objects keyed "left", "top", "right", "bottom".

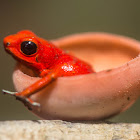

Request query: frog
[{"left": 2, "top": 30, "right": 94, "bottom": 106}]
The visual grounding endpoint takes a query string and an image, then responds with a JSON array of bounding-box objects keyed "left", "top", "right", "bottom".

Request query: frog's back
[{"left": 51, "top": 54, "right": 94, "bottom": 77}]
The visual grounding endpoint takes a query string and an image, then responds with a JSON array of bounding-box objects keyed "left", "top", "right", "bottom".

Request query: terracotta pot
[{"left": 13, "top": 33, "right": 140, "bottom": 120}]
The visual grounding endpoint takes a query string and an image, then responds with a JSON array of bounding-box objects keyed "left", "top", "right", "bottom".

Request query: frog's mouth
[
  {"left": 5, "top": 47, "right": 19, "bottom": 61},
  {"left": 5, "top": 47, "right": 20, "bottom": 61},
  {"left": 4, "top": 46, "right": 12, "bottom": 54},
  {"left": 4, "top": 43, "right": 17, "bottom": 55}
]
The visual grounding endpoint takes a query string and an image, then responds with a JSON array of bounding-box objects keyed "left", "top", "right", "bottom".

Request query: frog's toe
[
  {"left": 25, "top": 98, "right": 40, "bottom": 107},
  {"left": 16, "top": 96, "right": 40, "bottom": 107},
  {"left": 2, "top": 89, "right": 17, "bottom": 95}
]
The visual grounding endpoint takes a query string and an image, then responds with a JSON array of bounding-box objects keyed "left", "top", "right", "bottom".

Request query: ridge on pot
[{"left": 13, "top": 32, "right": 140, "bottom": 120}]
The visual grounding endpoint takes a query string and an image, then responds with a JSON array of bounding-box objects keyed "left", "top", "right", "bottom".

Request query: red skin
[{"left": 3, "top": 30, "right": 94, "bottom": 106}]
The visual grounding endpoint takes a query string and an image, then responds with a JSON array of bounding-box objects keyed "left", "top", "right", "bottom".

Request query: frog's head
[{"left": 3, "top": 30, "right": 61, "bottom": 72}]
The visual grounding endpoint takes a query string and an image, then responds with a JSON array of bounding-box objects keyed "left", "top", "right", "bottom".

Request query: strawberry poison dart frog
[{"left": 3, "top": 30, "right": 94, "bottom": 106}]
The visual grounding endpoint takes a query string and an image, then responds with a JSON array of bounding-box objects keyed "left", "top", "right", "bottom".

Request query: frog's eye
[{"left": 21, "top": 41, "right": 37, "bottom": 55}]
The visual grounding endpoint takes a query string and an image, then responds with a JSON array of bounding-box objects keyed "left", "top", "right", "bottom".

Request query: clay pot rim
[
  {"left": 51, "top": 32, "right": 140, "bottom": 79},
  {"left": 52, "top": 32, "right": 140, "bottom": 50}
]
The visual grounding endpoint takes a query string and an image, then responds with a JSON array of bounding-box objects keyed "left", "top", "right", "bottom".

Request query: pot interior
[{"left": 59, "top": 35, "right": 140, "bottom": 72}]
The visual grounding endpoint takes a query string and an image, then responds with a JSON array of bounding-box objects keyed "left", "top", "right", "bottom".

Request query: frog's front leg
[{"left": 2, "top": 72, "right": 57, "bottom": 106}]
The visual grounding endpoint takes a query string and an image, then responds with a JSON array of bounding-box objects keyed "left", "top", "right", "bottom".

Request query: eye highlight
[{"left": 21, "top": 41, "right": 37, "bottom": 55}]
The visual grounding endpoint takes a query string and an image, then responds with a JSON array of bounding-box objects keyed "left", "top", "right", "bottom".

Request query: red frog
[{"left": 3, "top": 30, "right": 94, "bottom": 106}]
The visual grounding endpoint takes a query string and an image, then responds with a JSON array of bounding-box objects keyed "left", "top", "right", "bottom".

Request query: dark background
[{"left": 0, "top": 0, "right": 140, "bottom": 122}]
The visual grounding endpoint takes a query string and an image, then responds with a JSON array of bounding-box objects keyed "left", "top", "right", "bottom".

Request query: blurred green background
[{"left": 0, "top": 0, "right": 140, "bottom": 122}]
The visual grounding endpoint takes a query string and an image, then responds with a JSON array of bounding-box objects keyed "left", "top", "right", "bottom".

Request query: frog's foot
[
  {"left": 2, "top": 89, "right": 40, "bottom": 107},
  {"left": 15, "top": 96, "right": 40, "bottom": 110},
  {"left": 24, "top": 98, "right": 40, "bottom": 107},
  {"left": 2, "top": 89, "right": 17, "bottom": 95}
]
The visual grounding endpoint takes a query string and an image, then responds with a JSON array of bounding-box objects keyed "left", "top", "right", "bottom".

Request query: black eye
[{"left": 21, "top": 41, "right": 37, "bottom": 55}]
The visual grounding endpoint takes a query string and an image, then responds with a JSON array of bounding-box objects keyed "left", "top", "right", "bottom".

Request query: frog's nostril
[
  {"left": 3, "top": 41, "right": 11, "bottom": 53},
  {"left": 6, "top": 42, "right": 10, "bottom": 46},
  {"left": 3, "top": 42, "right": 10, "bottom": 47}
]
